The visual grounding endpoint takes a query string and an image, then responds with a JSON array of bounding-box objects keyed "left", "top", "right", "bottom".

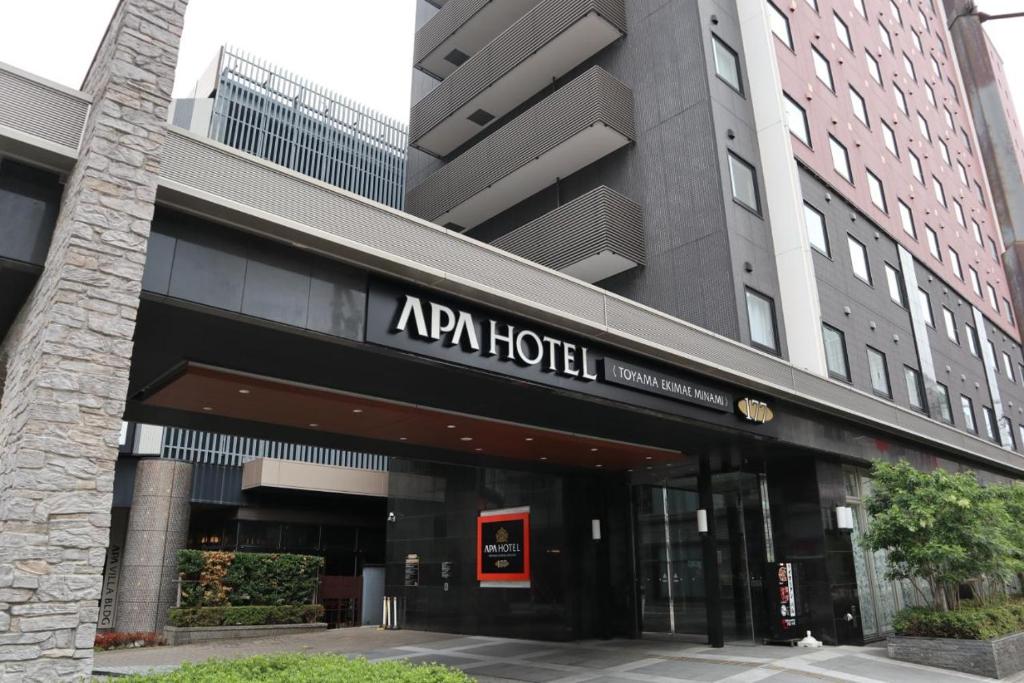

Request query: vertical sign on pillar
[{"left": 98, "top": 509, "right": 128, "bottom": 631}]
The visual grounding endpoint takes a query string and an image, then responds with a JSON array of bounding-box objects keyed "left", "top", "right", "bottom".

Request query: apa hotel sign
[{"left": 477, "top": 509, "right": 530, "bottom": 584}]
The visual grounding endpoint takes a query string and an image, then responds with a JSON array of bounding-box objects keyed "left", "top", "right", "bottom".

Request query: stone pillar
[
  {"left": 115, "top": 459, "right": 192, "bottom": 633},
  {"left": 0, "top": 0, "right": 187, "bottom": 678}
]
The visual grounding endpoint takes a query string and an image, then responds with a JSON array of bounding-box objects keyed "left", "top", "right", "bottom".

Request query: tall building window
[
  {"left": 987, "top": 283, "right": 999, "bottom": 312},
  {"left": 867, "top": 347, "right": 892, "bottom": 398},
  {"left": 769, "top": 3, "right": 793, "bottom": 48},
  {"left": 745, "top": 289, "right": 779, "bottom": 353},
  {"left": 1005, "top": 418, "right": 1017, "bottom": 450},
  {"left": 983, "top": 406, "right": 998, "bottom": 442},
  {"left": 1005, "top": 299, "right": 1016, "bottom": 325},
  {"left": 957, "top": 160, "right": 969, "bottom": 186},
  {"left": 969, "top": 267, "right": 982, "bottom": 296},
  {"left": 866, "top": 50, "right": 883, "bottom": 85},
  {"left": 850, "top": 87, "right": 869, "bottom": 127},
  {"left": 942, "top": 307, "right": 959, "bottom": 344},
  {"left": 848, "top": 235, "right": 871, "bottom": 284},
  {"left": 1003, "top": 351, "right": 1016, "bottom": 382},
  {"left": 834, "top": 13, "right": 853, "bottom": 50},
  {"left": 894, "top": 84, "right": 908, "bottom": 114},
  {"left": 937, "top": 383, "right": 953, "bottom": 423},
  {"left": 830, "top": 135, "right": 853, "bottom": 182},
  {"left": 932, "top": 176, "right": 945, "bottom": 206},
  {"left": 804, "top": 203, "right": 830, "bottom": 255},
  {"left": 939, "top": 138, "right": 951, "bottom": 165},
  {"left": 712, "top": 35, "right": 743, "bottom": 93},
  {"left": 988, "top": 237, "right": 999, "bottom": 260},
  {"left": 813, "top": 47, "right": 834, "bottom": 91},
  {"left": 882, "top": 120, "right": 899, "bottom": 157},
  {"left": 854, "top": 0, "right": 867, "bottom": 18},
  {"left": 885, "top": 263, "right": 905, "bottom": 306},
  {"left": 954, "top": 199, "right": 966, "bottom": 226},
  {"left": 911, "top": 29, "right": 923, "bottom": 52},
  {"left": 823, "top": 324, "right": 850, "bottom": 381},
  {"left": 898, "top": 200, "right": 916, "bottom": 237},
  {"left": 918, "top": 113, "right": 931, "bottom": 141},
  {"left": 784, "top": 94, "right": 811, "bottom": 146},
  {"left": 976, "top": 180, "right": 986, "bottom": 205},
  {"left": 905, "top": 366, "right": 925, "bottom": 411},
  {"left": 971, "top": 220, "right": 983, "bottom": 245},
  {"left": 933, "top": 56, "right": 943, "bottom": 80},
  {"left": 962, "top": 395, "right": 977, "bottom": 433},
  {"left": 925, "top": 81, "right": 937, "bottom": 106},
  {"left": 926, "top": 226, "right": 941, "bottom": 260},
  {"left": 903, "top": 53, "right": 916, "bottom": 81},
  {"left": 919, "top": 288, "right": 934, "bottom": 327},
  {"left": 728, "top": 153, "right": 760, "bottom": 212},
  {"left": 889, "top": 0, "right": 902, "bottom": 24},
  {"left": 966, "top": 324, "right": 979, "bottom": 356},
  {"left": 879, "top": 23, "right": 893, "bottom": 51},
  {"left": 949, "top": 247, "right": 963, "bottom": 280},
  {"left": 867, "top": 170, "right": 887, "bottom": 212},
  {"left": 909, "top": 150, "right": 924, "bottom": 183}
]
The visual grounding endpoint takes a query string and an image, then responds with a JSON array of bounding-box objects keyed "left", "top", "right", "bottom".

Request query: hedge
[
  {"left": 167, "top": 605, "right": 324, "bottom": 628},
  {"left": 177, "top": 550, "right": 323, "bottom": 608},
  {"left": 894, "top": 601, "right": 1024, "bottom": 640},
  {"left": 116, "top": 654, "right": 474, "bottom": 682}
]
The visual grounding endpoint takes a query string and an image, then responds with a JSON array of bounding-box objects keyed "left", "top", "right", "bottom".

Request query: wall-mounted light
[
  {"left": 696, "top": 509, "right": 708, "bottom": 534},
  {"left": 836, "top": 506, "right": 855, "bottom": 530},
  {"left": 591, "top": 519, "right": 602, "bottom": 541},
  {"left": 387, "top": 512, "right": 397, "bottom": 523}
]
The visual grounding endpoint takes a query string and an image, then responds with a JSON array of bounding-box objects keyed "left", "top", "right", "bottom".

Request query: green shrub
[
  {"left": 894, "top": 600, "right": 1024, "bottom": 639},
  {"left": 116, "top": 654, "right": 474, "bottom": 682},
  {"left": 167, "top": 605, "right": 323, "bottom": 628},
  {"left": 176, "top": 550, "right": 324, "bottom": 608}
]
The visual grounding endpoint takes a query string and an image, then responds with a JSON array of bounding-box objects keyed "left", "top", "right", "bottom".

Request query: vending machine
[{"left": 764, "top": 561, "right": 805, "bottom": 643}]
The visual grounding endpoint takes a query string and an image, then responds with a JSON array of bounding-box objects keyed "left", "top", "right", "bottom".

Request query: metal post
[{"left": 699, "top": 454, "right": 724, "bottom": 648}]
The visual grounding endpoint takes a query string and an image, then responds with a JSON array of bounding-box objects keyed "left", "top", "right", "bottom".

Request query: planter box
[
  {"left": 164, "top": 622, "right": 327, "bottom": 646},
  {"left": 888, "top": 632, "right": 1024, "bottom": 679}
]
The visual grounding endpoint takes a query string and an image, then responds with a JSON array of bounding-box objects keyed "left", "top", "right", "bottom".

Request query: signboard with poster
[
  {"left": 477, "top": 509, "right": 530, "bottom": 586},
  {"left": 765, "top": 561, "right": 804, "bottom": 642}
]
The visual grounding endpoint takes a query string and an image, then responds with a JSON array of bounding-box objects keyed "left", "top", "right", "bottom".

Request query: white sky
[{"left": 0, "top": 0, "right": 1019, "bottom": 126}]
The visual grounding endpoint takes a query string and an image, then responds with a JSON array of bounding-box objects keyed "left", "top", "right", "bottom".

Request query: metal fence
[
  {"left": 161, "top": 427, "right": 389, "bottom": 471},
  {"left": 209, "top": 47, "right": 407, "bottom": 209}
]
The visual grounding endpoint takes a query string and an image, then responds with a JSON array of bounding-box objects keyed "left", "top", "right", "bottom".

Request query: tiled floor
[{"left": 93, "top": 627, "right": 1023, "bottom": 681}]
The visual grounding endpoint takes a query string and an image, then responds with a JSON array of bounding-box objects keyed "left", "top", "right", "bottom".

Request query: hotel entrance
[{"left": 634, "top": 464, "right": 769, "bottom": 644}]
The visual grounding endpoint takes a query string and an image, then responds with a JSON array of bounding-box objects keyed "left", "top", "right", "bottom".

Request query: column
[
  {"left": 115, "top": 458, "right": 193, "bottom": 632},
  {"left": 0, "top": 0, "right": 187, "bottom": 678}
]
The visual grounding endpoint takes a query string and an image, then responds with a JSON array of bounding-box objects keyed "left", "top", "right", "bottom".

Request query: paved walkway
[{"left": 93, "top": 627, "right": 1020, "bottom": 682}]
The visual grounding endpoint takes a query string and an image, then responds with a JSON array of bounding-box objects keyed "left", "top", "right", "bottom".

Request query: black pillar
[{"left": 699, "top": 454, "right": 724, "bottom": 647}]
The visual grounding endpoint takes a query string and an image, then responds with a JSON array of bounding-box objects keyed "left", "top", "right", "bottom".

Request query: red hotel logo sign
[{"left": 477, "top": 512, "right": 530, "bottom": 582}]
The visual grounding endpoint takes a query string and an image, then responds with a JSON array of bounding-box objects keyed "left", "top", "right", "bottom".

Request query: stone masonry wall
[{"left": 0, "top": 0, "right": 187, "bottom": 679}]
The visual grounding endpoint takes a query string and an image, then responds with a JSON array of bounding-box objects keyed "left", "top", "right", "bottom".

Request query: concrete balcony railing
[
  {"left": 491, "top": 186, "right": 644, "bottom": 283},
  {"left": 409, "top": 0, "right": 626, "bottom": 158},
  {"left": 414, "top": 0, "right": 544, "bottom": 80},
  {"left": 405, "top": 66, "right": 635, "bottom": 231}
]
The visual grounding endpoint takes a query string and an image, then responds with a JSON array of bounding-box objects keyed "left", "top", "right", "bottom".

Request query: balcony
[
  {"left": 415, "top": 0, "right": 544, "bottom": 80},
  {"left": 406, "top": 66, "right": 634, "bottom": 230},
  {"left": 491, "top": 186, "right": 644, "bottom": 283},
  {"left": 409, "top": 0, "right": 626, "bottom": 158}
]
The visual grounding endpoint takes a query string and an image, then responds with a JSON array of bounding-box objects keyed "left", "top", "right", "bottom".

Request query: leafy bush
[
  {"left": 166, "top": 605, "right": 324, "bottom": 628},
  {"left": 94, "top": 631, "right": 163, "bottom": 650},
  {"left": 116, "top": 654, "right": 474, "bottom": 682},
  {"left": 176, "top": 550, "right": 324, "bottom": 608},
  {"left": 894, "top": 600, "right": 1024, "bottom": 639}
]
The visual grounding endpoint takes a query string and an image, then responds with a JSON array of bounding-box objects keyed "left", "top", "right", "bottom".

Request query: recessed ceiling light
[
  {"left": 202, "top": 406, "right": 213, "bottom": 411},
  {"left": 595, "top": 464, "right": 603, "bottom": 468},
  {"left": 525, "top": 437, "right": 534, "bottom": 442},
  {"left": 474, "top": 448, "right": 483, "bottom": 452},
  {"left": 645, "top": 456, "right": 653, "bottom": 460},
  {"left": 308, "top": 423, "right": 318, "bottom": 428},
  {"left": 446, "top": 424, "right": 456, "bottom": 429},
  {"left": 590, "top": 447, "right": 599, "bottom": 452},
  {"left": 460, "top": 437, "right": 473, "bottom": 442},
  {"left": 540, "top": 456, "right": 548, "bottom": 461},
  {"left": 352, "top": 408, "right": 363, "bottom": 414},
  {"left": 238, "top": 389, "right": 251, "bottom": 395}
]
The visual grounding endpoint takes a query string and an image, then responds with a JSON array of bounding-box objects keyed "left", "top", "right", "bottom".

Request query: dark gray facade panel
[
  {"left": 167, "top": 226, "right": 249, "bottom": 312},
  {"left": 141, "top": 230, "right": 176, "bottom": 295},
  {"left": 190, "top": 464, "right": 244, "bottom": 506},
  {"left": 0, "top": 159, "right": 61, "bottom": 266},
  {"left": 491, "top": 185, "right": 644, "bottom": 271},
  {"left": 406, "top": 66, "right": 635, "bottom": 222},
  {"left": 240, "top": 241, "right": 314, "bottom": 329},
  {"left": 408, "top": 0, "right": 627, "bottom": 144}
]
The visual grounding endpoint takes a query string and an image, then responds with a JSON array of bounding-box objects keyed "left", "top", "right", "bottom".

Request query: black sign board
[
  {"left": 476, "top": 512, "right": 530, "bottom": 582},
  {"left": 600, "top": 359, "right": 732, "bottom": 411},
  {"left": 404, "top": 554, "right": 420, "bottom": 587},
  {"left": 765, "top": 561, "right": 804, "bottom": 641}
]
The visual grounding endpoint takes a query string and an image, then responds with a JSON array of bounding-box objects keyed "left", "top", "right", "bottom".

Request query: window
[
  {"left": 976, "top": 180, "right": 986, "bottom": 205},
  {"left": 1004, "top": 351, "right": 1016, "bottom": 381},
  {"left": 1019, "top": 423, "right": 1024, "bottom": 450},
  {"left": 962, "top": 127, "right": 972, "bottom": 153},
  {"left": 949, "top": 247, "right": 963, "bottom": 280},
  {"left": 909, "top": 150, "right": 924, "bottom": 183},
  {"left": 854, "top": 0, "right": 867, "bottom": 18},
  {"left": 903, "top": 53, "right": 916, "bottom": 81},
  {"left": 882, "top": 120, "right": 899, "bottom": 157},
  {"left": 729, "top": 153, "right": 760, "bottom": 212},
  {"left": 1005, "top": 418, "right": 1017, "bottom": 449},
  {"left": 987, "top": 283, "right": 999, "bottom": 312},
  {"left": 867, "top": 347, "right": 892, "bottom": 398},
  {"left": 957, "top": 161, "right": 968, "bottom": 186},
  {"left": 823, "top": 324, "right": 850, "bottom": 381},
  {"left": 962, "top": 395, "right": 977, "bottom": 433},
  {"left": 804, "top": 203, "right": 830, "bottom": 255},
  {"left": 713, "top": 36, "right": 743, "bottom": 93},
  {"left": 926, "top": 226, "right": 941, "bottom": 260},
  {"left": 885, "top": 263, "right": 905, "bottom": 305},
  {"left": 898, "top": 200, "right": 916, "bottom": 237},
  {"left": 988, "top": 237, "right": 999, "bottom": 260},
  {"left": 866, "top": 50, "right": 882, "bottom": 85},
  {"left": 850, "top": 87, "right": 869, "bottom": 127},
  {"left": 879, "top": 23, "right": 893, "bottom": 51},
  {"left": 905, "top": 366, "right": 925, "bottom": 411},
  {"left": 848, "top": 235, "right": 871, "bottom": 283},
  {"left": 894, "top": 84, "right": 908, "bottom": 115},
  {"left": 1006, "top": 299, "right": 1016, "bottom": 325},
  {"left": 950, "top": 80, "right": 960, "bottom": 103},
  {"left": 945, "top": 106, "right": 956, "bottom": 130},
  {"left": 745, "top": 288, "right": 778, "bottom": 353},
  {"left": 969, "top": 267, "right": 982, "bottom": 296},
  {"left": 989, "top": 340, "right": 997, "bottom": 368},
  {"left": 954, "top": 199, "right": 966, "bottom": 226},
  {"left": 918, "top": 113, "right": 931, "bottom": 141},
  {"left": 784, "top": 94, "right": 811, "bottom": 146},
  {"left": 932, "top": 55, "right": 942, "bottom": 80},
  {"left": 918, "top": 6, "right": 930, "bottom": 30},
  {"left": 983, "top": 406, "right": 998, "bottom": 441},
  {"left": 813, "top": 47, "right": 834, "bottom": 91},
  {"left": 911, "top": 29, "right": 923, "bottom": 53},
  {"left": 805, "top": 0, "right": 818, "bottom": 10},
  {"left": 971, "top": 219, "right": 983, "bottom": 245},
  {"left": 925, "top": 81, "right": 937, "bottom": 107},
  {"left": 769, "top": 3, "right": 793, "bottom": 49},
  {"left": 890, "top": 0, "right": 902, "bottom": 24},
  {"left": 942, "top": 307, "right": 959, "bottom": 344},
  {"left": 830, "top": 135, "right": 853, "bottom": 182},
  {"left": 932, "top": 176, "right": 946, "bottom": 207},
  {"left": 966, "top": 323, "right": 979, "bottom": 356},
  {"left": 835, "top": 13, "right": 852, "bottom": 50},
  {"left": 867, "top": 170, "right": 887, "bottom": 211},
  {"left": 919, "top": 288, "right": 934, "bottom": 327},
  {"left": 937, "top": 383, "right": 953, "bottom": 423},
  {"left": 939, "top": 138, "right": 951, "bottom": 165}
]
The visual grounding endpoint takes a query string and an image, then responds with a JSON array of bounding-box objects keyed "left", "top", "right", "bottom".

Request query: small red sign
[{"left": 476, "top": 512, "right": 530, "bottom": 582}]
